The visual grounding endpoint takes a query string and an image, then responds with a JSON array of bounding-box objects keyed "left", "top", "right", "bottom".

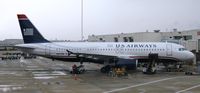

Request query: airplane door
[{"left": 166, "top": 44, "right": 172, "bottom": 56}]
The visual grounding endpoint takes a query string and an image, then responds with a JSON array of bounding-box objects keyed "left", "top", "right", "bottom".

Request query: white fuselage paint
[{"left": 16, "top": 42, "right": 194, "bottom": 62}]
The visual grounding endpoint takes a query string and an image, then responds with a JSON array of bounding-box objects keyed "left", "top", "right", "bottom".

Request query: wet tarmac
[{"left": 0, "top": 57, "right": 199, "bottom": 93}]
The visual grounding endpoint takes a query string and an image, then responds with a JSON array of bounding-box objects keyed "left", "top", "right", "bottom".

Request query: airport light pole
[{"left": 81, "top": 0, "right": 84, "bottom": 41}]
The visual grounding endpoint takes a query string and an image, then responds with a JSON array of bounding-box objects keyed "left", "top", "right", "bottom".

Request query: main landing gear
[
  {"left": 100, "top": 58, "right": 118, "bottom": 73},
  {"left": 100, "top": 65, "right": 112, "bottom": 73},
  {"left": 143, "top": 54, "right": 158, "bottom": 74}
]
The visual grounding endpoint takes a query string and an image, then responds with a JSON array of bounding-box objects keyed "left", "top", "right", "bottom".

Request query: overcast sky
[{"left": 0, "top": 0, "right": 200, "bottom": 40}]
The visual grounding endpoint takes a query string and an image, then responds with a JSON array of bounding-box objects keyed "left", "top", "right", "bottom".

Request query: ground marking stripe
[
  {"left": 103, "top": 76, "right": 186, "bottom": 93},
  {"left": 175, "top": 84, "right": 200, "bottom": 93}
]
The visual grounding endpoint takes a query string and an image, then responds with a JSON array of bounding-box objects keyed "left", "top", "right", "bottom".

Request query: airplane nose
[{"left": 187, "top": 52, "right": 195, "bottom": 61}]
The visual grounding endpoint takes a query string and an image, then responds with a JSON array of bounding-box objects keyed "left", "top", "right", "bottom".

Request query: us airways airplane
[{"left": 16, "top": 14, "right": 194, "bottom": 74}]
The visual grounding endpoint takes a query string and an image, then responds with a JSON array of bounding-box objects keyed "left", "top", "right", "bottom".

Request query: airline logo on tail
[{"left": 23, "top": 28, "right": 34, "bottom": 36}]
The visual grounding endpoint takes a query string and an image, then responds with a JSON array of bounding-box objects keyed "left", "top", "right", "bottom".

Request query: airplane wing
[{"left": 66, "top": 49, "right": 136, "bottom": 60}]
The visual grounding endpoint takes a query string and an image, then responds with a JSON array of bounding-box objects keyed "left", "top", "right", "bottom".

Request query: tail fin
[{"left": 17, "top": 14, "right": 49, "bottom": 43}]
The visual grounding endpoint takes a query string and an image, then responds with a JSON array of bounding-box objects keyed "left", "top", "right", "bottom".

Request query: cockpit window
[{"left": 179, "top": 48, "right": 187, "bottom": 51}]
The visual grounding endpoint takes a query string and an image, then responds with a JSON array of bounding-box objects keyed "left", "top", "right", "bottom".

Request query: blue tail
[{"left": 17, "top": 14, "right": 49, "bottom": 43}]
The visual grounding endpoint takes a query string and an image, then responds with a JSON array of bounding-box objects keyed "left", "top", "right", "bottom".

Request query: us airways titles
[{"left": 115, "top": 44, "right": 157, "bottom": 48}]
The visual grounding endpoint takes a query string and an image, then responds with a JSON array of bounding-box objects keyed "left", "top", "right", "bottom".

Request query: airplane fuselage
[{"left": 16, "top": 42, "right": 194, "bottom": 62}]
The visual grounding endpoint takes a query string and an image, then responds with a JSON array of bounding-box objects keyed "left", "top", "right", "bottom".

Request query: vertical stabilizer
[{"left": 17, "top": 14, "right": 49, "bottom": 43}]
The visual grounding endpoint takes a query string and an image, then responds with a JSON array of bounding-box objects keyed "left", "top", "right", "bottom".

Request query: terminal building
[
  {"left": 88, "top": 29, "right": 200, "bottom": 51},
  {"left": 0, "top": 39, "right": 23, "bottom": 59},
  {"left": 88, "top": 29, "right": 200, "bottom": 62}
]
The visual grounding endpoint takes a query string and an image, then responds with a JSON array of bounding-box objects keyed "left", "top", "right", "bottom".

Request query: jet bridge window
[
  {"left": 173, "top": 36, "right": 182, "bottom": 40},
  {"left": 183, "top": 35, "right": 192, "bottom": 40},
  {"left": 173, "top": 35, "right": 192, "bottom": 40},
  {"left": 179, "top": 48, "right": 187, "bottom": 51}
]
